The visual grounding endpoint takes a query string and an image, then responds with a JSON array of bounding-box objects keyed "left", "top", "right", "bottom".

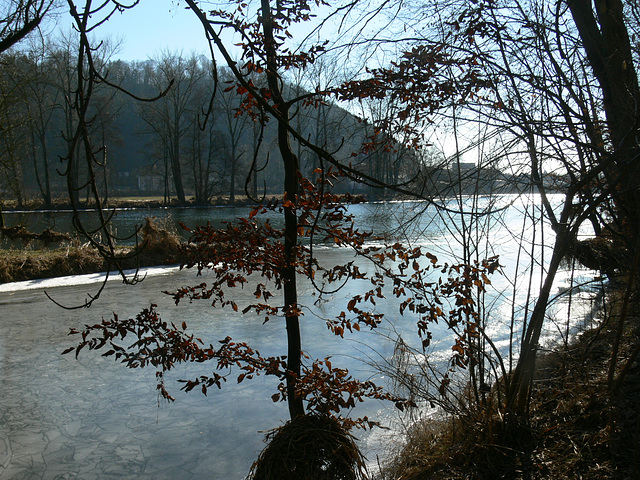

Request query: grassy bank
[
  {"left": 0, "top": 245, "right": 106, "bottom": 283},
  {"left": 378, "top": 286, "right": 640, "bottom": 480},
  {"left": 0, "top": 243, "right": 191, "bottom": 284},
  {"left": 0, "top": 218, "right": 189, "bottom": 284}
]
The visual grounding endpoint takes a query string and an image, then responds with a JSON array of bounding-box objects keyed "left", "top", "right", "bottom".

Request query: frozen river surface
[
  {"left": 0, "top": 263, "right": 406, "bottom": 479},
  {"left": 0, "top": 268, "right": 289, "bottom": 479},
  {"left": 0, "top": 198, "right": 600, "bottom": 479}
]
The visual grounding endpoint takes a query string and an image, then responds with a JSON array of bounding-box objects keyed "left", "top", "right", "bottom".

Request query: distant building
[
  {"left": 137, "top": 166, "right": 164, "bottom": 192},
  {"left": 450, "top": 162, "right": 476, "bottom": 172}
]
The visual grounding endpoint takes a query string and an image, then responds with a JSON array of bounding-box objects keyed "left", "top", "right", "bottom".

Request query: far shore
[
  {"left": 0, "top": 216, "right": 190, "bottom": 285},
  {"left": 0, "top": 195, "right": 281, "bottom": 213}
]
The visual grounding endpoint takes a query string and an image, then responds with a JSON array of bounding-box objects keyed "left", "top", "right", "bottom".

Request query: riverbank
[
  {"left": 0, "top": 193, "right": 361, "bottom": 213},
  {"left": 378, "top": 285, "right": 640, "bottom": 479},
  {"left": 0, "top": 245, "right": 104, "bottom": 284},
  {"left": 0, "top": 218, "right": 189, "bottom": 284},
  {"left": 0, "top": 195, "right": 260, "bottom": 212},
  {"left": 0, "top": 244, "right": 190, "bottom": 284}
]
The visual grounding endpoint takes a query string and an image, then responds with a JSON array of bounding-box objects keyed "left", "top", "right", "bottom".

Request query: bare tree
[
  {"left": 213, "top": 67, "right": 253, "bottom": 203},
  {"left": 139, "top": 52, "right": 205, "bottom": 204},
  {"left": 0, "top": 0, "right": 53, "bottom": 53},
  {"left": 0, "top": 51, "right": 28, "bottom": 206},
  {"left": 21, "top": 41, "right": 60, "bottom": 207}
]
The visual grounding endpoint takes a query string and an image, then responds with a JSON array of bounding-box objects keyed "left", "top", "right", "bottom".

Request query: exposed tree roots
[{"left": 248, "top": 413, "right": 367, "bottom": 480}]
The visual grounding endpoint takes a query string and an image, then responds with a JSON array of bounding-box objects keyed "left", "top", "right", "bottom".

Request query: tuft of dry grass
[
  {"left": 0, "top": 217, "right": 190, "bottom": 284},
  {"left": 128, "top": 217, "right": 187, "bottom": 267},
  {"left": 248, "top": 413, "right": 368, "bottom": 480},
  {"left": 379, "top": 409, "right": 532, "bottom": 480}
]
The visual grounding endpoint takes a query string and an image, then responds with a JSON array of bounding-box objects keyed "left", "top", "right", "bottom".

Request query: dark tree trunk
[
  {"left": 171, "top": 130, "right": 186, "bottom": 204},
  {"left": 229, "top": 144, "right": 237, "bottom": 204},
  {"left": 569, "top": 0, "right": 640, "bottom": 238},
  {"left": 506, "top": 227, "right": 569, "bottom": 414},
  {"left": 261, "top": 0, "right": 305, "bottom": 420}
]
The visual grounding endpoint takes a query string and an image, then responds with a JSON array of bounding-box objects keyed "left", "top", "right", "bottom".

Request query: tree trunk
[
  {"left": 261, "top": 0, "right": 305, "bottom": 419},
  {"left": 171, "top": 129, "right": 186, "bottom": 204},
  {"left": 229, "top": 144, "right": 236, "bottom": 204},
  {"left": 569, "top": 0, "right": 640, "bottom": 238},
  {"left": 506, "top": 228, "right": 568, "bottom": 414}
]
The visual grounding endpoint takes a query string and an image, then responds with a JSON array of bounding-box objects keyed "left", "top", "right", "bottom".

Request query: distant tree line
[
  {"left": 0, "top": 37, "right": 553, "bottom": 208},
  {"left": 0, "top": 40, "right": 446, "bottom": 206}
]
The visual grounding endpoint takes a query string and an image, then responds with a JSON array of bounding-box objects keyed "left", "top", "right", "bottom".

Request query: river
[{"left": 0, "top": 196, "right": 601, "bottom": 479}]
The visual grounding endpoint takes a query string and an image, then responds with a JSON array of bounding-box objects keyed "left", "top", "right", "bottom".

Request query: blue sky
[
  {"left": 51, "top": 1, "right": 211, "bottom": 61},
  {"left": 94, "top": 1, "right": 209, "bottom": 61},
  {"left": 52, "top": 1, "right": 333, "bottom": 63}
]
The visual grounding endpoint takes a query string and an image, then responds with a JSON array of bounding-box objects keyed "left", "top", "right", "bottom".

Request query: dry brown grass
[
  {"left": 527, "top": 301, "right": 640, "bottom": 480},
  {"left": 248, "top": 414, "right": 368, "bottom": 480},
  {"left": 0, "top": 217, "right": 190, "bottom": 283},
  {"left": 379, "top": 409, "right": 532, "bottom": 480},
  {"left": 0, "top": 243, "right": 104, "bottom": 283},
  {"left": 378, "top": 290, "right": 640, "bottom": 480}
]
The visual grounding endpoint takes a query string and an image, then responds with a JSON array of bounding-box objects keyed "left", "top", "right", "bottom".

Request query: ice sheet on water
[{"left": 0, "top": 265, "right": 179, "bottom": 293}]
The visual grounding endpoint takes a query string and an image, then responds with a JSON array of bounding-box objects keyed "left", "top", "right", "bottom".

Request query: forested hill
[
  {"left": 1, "top": 48, "right": 562, "bottom": 209},
  {"left": 0, "top": 50, "right": 422, "bottom": 206}
]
